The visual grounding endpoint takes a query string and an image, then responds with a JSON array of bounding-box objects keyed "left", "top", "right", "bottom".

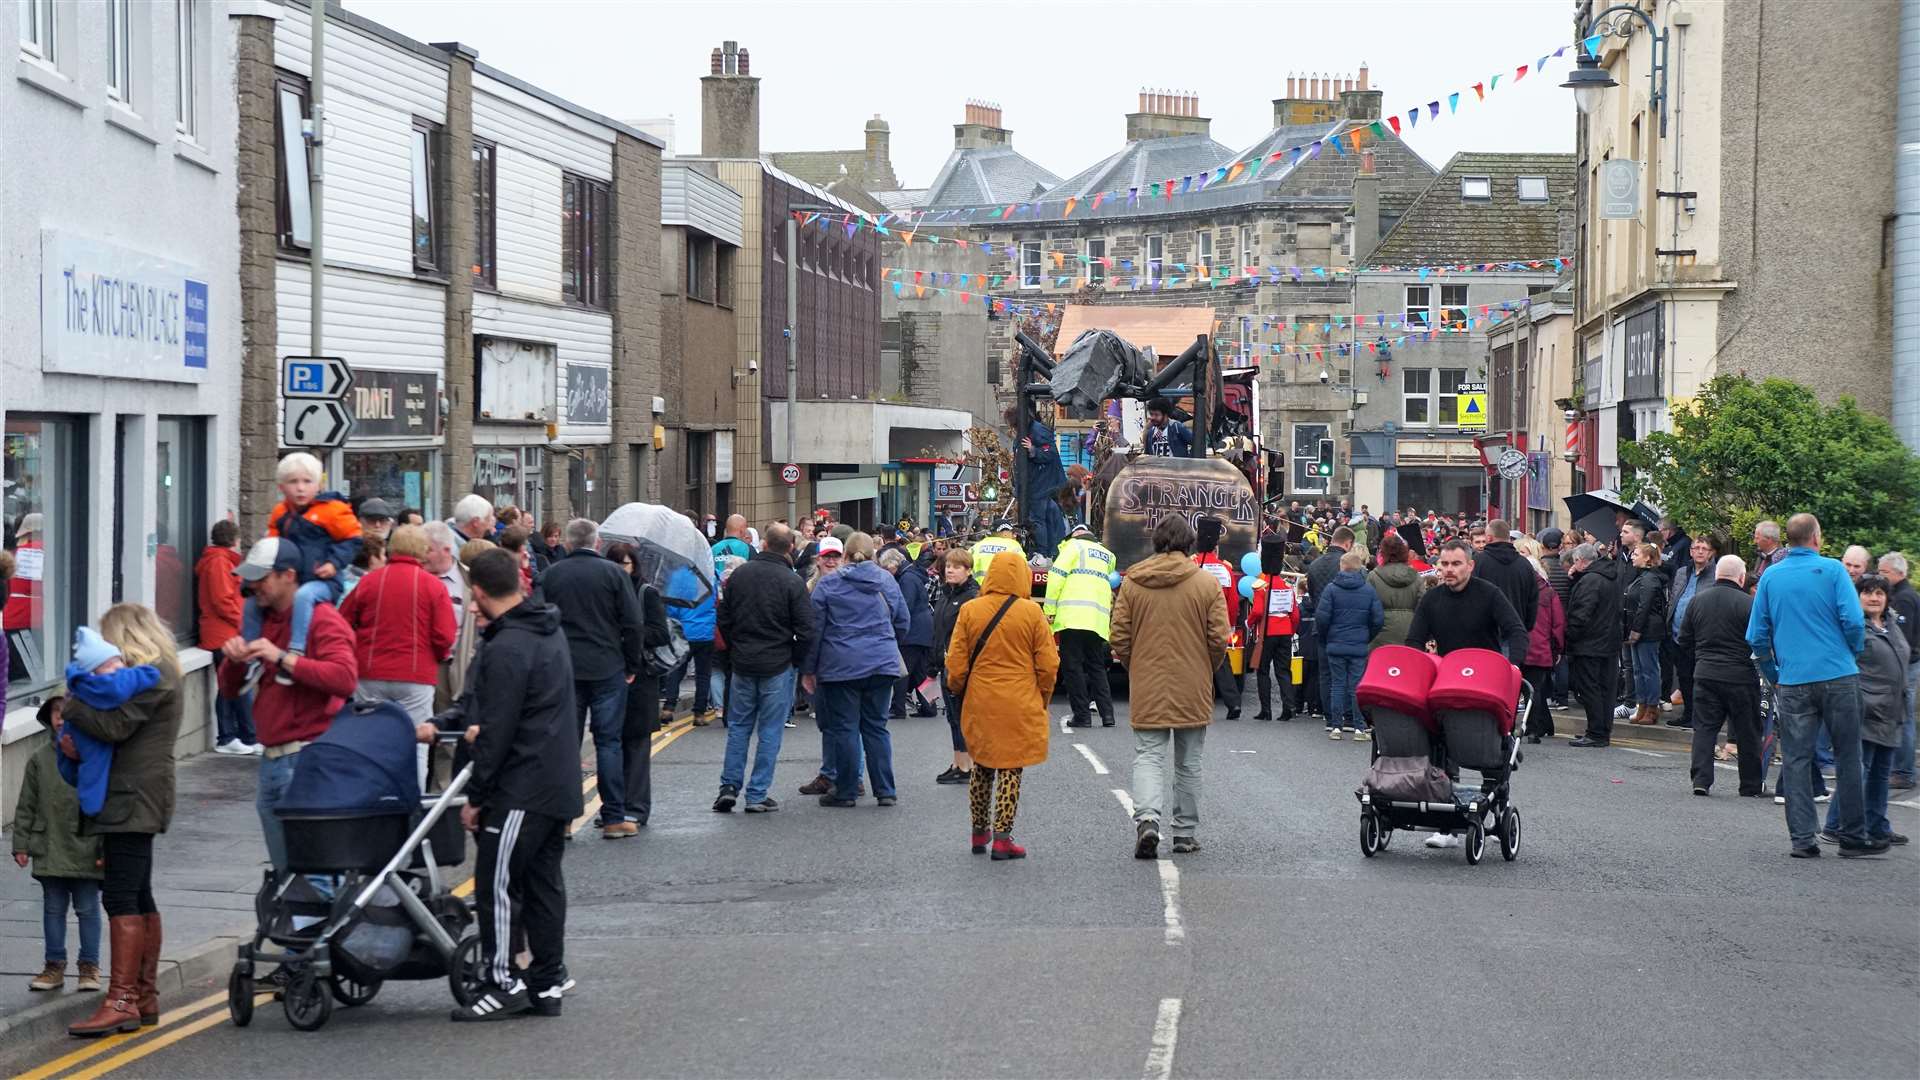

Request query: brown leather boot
[
  {"left": 68, "top": 917, "right": 144, "bottom": 1037},
  {"left": 137, "top": 913, "right": 162, "bottom": 1024},
  {"left": 1630, "top": 705, "right": 1657, "bottom": 725}
]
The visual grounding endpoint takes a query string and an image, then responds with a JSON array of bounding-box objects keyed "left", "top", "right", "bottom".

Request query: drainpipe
[{"left": 1895, "top": 0, "right": 1920, "bottom": 450}]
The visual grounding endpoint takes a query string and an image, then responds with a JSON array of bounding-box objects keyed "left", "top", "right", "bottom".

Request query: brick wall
[{"left": 234, "top": 15, "right": 280, "bottom": 538}]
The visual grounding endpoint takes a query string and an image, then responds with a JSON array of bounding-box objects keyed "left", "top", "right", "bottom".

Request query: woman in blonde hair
[{"left": 62, "top": 604, "right": 181, "bottom": 1037}]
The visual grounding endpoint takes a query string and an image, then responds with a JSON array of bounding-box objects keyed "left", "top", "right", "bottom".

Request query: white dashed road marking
[
  {"left": 1074, "top": 743, "right": 1109, "bottom": 774},
  {"left": 1113, "top": 788, "right": 1135, "bottom": 815},
  {"left": 1143, "top": 997, "right": 1182, "bottom": 1080},
  {"left": 1157, "top": 859, "right": 1184, "bottom": 944},
  {"left": 1620, "top": 747, "right": 1666, "bottom": 758}
]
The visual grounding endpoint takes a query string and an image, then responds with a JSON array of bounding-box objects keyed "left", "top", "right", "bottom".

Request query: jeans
[
  {"left": 819, "top": 673, "right": 896, "bottom": 799},
  {"left": 358, "top": 679, "right": 437, "bottom": 787},
  {"left": 1631, "top": 639, "right": 1662, "bottom": 705},
  {"left": 720, "top": 670, "right": 795, "bottom": 805},
  {"left": 1893, "top": 661, "right": 1919, "bottom": 783},
  {"left": 1775, "top": 676, "right": 1866, "bottom": 848},
  {"left": 575, "top": 673, "right": 632, "bottom": 826},
  {"left": 1131, "top": 727, "right": 1206, "bottom": 837},
  {"left": 242, "top": 579, "right": 337, "bottom": 653},
  {"left": 1859, "top": 741, "right": 1897, "bottom": 841},
  {"left": 215, "top": 690, "right": 257, "bottom": 746},
  {"left": 40, "top": 877, "right": 102, "bottom": 965},
  {"left": 1326, "top": 652, "right": 1366, "bottom": 730},
  {"left": 257, "top": 751, "right": 300, "bottom": 873},
  {"left": 666, "top": 640, "right": 716, "bottom": 715},
  {"left": 1028, "top": 499, "right": 1068, "bottom": 560}
]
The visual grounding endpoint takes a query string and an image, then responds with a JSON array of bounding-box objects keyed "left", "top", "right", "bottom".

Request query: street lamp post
[{"left": 1561, "top": 5, "right": 1670, "bottom": 136}]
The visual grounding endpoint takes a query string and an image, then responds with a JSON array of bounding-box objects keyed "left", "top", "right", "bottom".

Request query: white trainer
[{"left": 1425, "top": 833, "right": 1462, "bottom": 849}]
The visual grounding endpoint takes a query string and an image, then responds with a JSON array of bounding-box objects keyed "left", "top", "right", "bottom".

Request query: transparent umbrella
[{"left": 599, "top": 503, "right": 713, "bottom": 608}]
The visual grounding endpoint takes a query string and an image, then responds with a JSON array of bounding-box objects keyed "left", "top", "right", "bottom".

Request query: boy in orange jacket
[{"left": 224, "top": 452, "right": 361, "bottom": 685}]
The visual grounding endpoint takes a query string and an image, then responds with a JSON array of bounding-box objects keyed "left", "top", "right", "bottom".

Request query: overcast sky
[{"left": 348, "top": 0, "right": 1577, "bottom": 186}]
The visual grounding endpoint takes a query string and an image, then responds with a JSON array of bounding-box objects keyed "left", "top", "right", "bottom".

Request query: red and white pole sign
[{"left": 780, "top": 463, "right": 801, "bottom": 486}]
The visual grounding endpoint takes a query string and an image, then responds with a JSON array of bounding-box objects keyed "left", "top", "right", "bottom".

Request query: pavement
[{"left": 3, "top": 691, "right": 1916, "bottom": 1079}]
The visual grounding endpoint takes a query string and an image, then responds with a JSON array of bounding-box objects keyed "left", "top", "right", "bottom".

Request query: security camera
[
  {"left": 1318, "top": 369, "right": 1331, "bottom": 385},
  {"left": 748, "top": 358, "right": 759, "bottom": 373}
]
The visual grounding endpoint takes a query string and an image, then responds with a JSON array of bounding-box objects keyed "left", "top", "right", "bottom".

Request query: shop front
[
  {"left": 1393, "top": 438, "right": 1484, "bottom": 517},
  {"left": 341, "top": 369, "right": 441, "bottom": 516}
]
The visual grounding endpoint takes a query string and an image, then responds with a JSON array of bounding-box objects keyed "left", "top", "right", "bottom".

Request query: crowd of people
[{"left": 6, "top": 452, "right": 1911, "bottom": 1027}]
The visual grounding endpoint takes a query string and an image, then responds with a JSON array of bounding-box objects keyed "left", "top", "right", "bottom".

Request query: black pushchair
[
  {"left": 1354, "top": 647, "right": 1530, "bottom": 865},
  {"left": 228, "top": 702, "right": 486, "bottom": 1031}
]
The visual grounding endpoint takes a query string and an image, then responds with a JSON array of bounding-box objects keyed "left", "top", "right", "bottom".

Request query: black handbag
[
  {"left": 947, "top": 597, "right": 1018, "bottom": 723},
  {"left": 640, "top": 583, "right": 691, "bottom": 676}
]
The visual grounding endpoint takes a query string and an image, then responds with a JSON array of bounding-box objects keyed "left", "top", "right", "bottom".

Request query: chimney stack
[
  {"left": 1353, "top": 148, "right": 1380, "bottom": 263},
  {"left": 700, "top": 40, "right": 760, "bottom": 158},
  {"left": 1127, "top": 88, "right": 1210, "bottom": 140},
  {"left": 955, "top": 98, "right": 1011, "bottom": 149}
]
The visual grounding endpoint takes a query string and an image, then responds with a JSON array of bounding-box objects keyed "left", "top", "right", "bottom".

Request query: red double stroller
[{"left": 1353, "top": 647, "right": 1529, "bottom": 864}]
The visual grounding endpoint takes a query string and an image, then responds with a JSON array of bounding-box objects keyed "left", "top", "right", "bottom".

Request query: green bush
[{"left": 1619, "top": 375, "right": 1920, "bottom": 559}]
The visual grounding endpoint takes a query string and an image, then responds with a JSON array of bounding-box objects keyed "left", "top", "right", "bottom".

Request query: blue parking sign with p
[{"left": 288, "top": 361, "right": 323, "bottom": 394}]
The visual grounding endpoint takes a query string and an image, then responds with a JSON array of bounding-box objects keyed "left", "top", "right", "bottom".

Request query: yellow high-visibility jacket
[
  {"left": 971, "top": 536, "right": 1025, "bottom": 584},
  {"left": 1045, "top": 536, "right": 1117, "bottom": 638}
]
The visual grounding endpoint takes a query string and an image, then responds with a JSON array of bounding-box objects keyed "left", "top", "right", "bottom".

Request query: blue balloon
[
  {"left": 1239, "top": 551, "right": 1262, "bottom": 577},
  {"left": 1237, "top": 576, "right": 1257, "bottom": 600},
  {"left": 1108, "top": 572, "right": 1123, "bottom": 589}
]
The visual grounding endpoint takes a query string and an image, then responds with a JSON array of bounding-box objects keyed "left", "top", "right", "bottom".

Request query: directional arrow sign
[
  {"left": 283, "top": 399, "right": 355, "bottom": 449},
  {"left": 283, "top": 355, "right": 354, "bottom": 400}
]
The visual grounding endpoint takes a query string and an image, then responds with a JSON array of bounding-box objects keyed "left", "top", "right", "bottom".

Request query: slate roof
[
  {"left": 1047, "top": 133, "right": 1237, "bottom": 202},
  {"left": 767, "top": 149, "right": 898, "bottom": 197},
  {"left": 919, "top": 146, "right": 1061, "bottom": 211},
  {"left": 1365, "top": 151, "right": 1576, "bottom": 265}
]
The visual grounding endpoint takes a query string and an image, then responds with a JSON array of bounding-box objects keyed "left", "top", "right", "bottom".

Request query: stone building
[
  {"left": 1347, "top": 150, "right": 1575, "bottom": 517},
  {"left": 1486, "top": 277, "right": 1576, "bottom": 535},
  {"left": 232, "top": 0, "right": 664, "bottom": 533},
  {"left": 682, "top": 42, "right": 970, "bottom": 528},
  {"left": 658, "top": 161, "right": 741, "bottom": 519},
  {"left": 1568, "top": 0, "right": 1904, "bottom": 479}
]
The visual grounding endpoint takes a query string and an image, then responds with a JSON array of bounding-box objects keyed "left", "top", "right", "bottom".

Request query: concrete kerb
[{"left": 0, "top": 929, "right": 245, "bottom": 1063}]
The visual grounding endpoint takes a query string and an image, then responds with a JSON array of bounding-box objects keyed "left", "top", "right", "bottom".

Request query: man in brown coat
[{"left": 1110, "top": 515, "right": 1230, "bottom": 858}]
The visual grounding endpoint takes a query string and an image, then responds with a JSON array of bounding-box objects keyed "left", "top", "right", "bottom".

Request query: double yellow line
[{"left": 18, "top": 714, "right": 704, "bottom": 1079}]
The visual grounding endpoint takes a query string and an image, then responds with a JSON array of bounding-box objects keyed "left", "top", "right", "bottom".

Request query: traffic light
[{"left": 1315, "top": 439, "right": 1334, "bottom": 478}]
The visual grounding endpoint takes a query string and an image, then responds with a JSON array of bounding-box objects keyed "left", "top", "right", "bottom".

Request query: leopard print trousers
[{"left": 968, "top": 766, "right": 1023, "bottom": 837}]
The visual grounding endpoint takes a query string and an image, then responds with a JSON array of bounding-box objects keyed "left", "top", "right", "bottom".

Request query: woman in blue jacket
[
  {"left": 803, "top": 533, "right": 911, "bottom": 806},
  {"left": 1315, "top": 549, "right": 1384, "bottom": 740}
]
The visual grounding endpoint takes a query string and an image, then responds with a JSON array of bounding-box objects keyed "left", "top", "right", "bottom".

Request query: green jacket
[
  {"left": 10, "top": 745, "right": 104, "bottom": 880},
  {"left": 62, "top": 681, "right": 182, "bottom": 836},
  {"left": 1367, "top": 563, "right": 1429, "bottom": 651},
  {"left": 1045, "top": 537, "right": 1117, "bottom": 637}
]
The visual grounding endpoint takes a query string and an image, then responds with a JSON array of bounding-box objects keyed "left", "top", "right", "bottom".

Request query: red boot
[
  {"left": 68, "top": 917, "right": 144, "bottom": 1037},
  {"left": 137, "top": 913, "right": 162, "bottom": 1024},
  {"left": 970, "top": 832, "right": 989, "bottom": 855},
  {"left": 991, "top": 837, "right": 1026, "bottom": 861}
]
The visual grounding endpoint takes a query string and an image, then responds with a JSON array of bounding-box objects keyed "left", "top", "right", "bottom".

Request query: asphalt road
[{"left": 12, "top": 698, "right": 1919, "bottom": 1079}]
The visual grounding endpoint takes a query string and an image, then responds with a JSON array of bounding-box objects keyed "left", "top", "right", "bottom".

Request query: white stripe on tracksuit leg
[{"left": 491, "top": 809, "right": 525, "bottom": 988}]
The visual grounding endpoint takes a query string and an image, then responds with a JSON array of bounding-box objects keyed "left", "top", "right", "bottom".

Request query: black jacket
[
  {"left": 716, "top": 551, "right": 815, "bottom": 677},
  {"left": 1404, "top": 576, "right": 1529, "bottom": 663},
  {"left": 1623, "top": 565, "right": 1669, "bottom": 639},
  {"left": 929, "top": 576, "right": 981, "bottom": 671},
  {"left": 1540, "top": 551, "right": 1573, "bottom": 606},
  {"left": 539, "top": 549, "right": 645, "bottom": 682},
  {"left": 1304, "top": 545, "right": 1347, "bottom": 619},
  {"left": 1566, "top": 558, "right": 1626, "bottom": 657},
  {"left": 1678, "top": 579, "right": 1757, "bottom": 685},
  {"left": 1474, "top": 542, "right": 1539, "bottom": 631},
  {"left": 456, "top": 602, "right": 584, "bottom": 820},
  {"left": 1888, "top": 578, "right": 1920, "bottom": 654}
]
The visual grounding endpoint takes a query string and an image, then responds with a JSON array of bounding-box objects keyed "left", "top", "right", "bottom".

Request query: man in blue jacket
[
  {"left": 1747, "top": 513, "right": 1881, "bottom": 858},
  {"left": 1007, "top": 406, "right": 1069, "bottom": 559}
]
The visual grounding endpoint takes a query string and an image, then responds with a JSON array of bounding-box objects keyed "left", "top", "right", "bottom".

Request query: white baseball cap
[{"left": 817, "top": 536, "right": 845, "bottom": 556}]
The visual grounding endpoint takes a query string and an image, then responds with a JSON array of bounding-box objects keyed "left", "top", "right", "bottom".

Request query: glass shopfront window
[
  {"left": 567, "top": 445, "right": 611, "bottom": 524},
  {"left": 153, "top": 418, "right": 207, "bottom": 642},
  {"left": 5, "top": 416, "right": 87, "bottom": 700},
  {"left": 345, "top": 448, "right": 438, "bottom": 518},
  {"left": 474, "top": 446, "right": 543, "bottom": 524}
]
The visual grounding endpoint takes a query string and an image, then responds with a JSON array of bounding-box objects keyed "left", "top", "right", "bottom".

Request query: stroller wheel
[
  {"left": 1464, "top": 822, "right": 1486, "bottom": 865},
  {"left": 227, "top": 967, "right": 255, "bottom": 1028},
  {"left": 1359, "top": 813, "right": 1380, "bottom": 857},
  {"left": 331, "top": 974, "right": 381, "bottom": 1007},
  {"left": 1377, "top": 824, "right": 1393, "bottom": 850},
  {"left": 282, "top": 969, "right": 333, "bottom": 1032},
  {"left": 1500, "top": 807, "right": 1522, "bottom": 861},
  {"left": 449, "top": 932, "right": 487, "bottom": 1008}
]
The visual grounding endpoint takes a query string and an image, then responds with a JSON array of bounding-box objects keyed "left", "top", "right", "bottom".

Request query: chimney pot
[
  {"left": 1286, "top": 75, "right": 1295, "bottom": 97},
  {"left": 710, "top": 47, "right": 722, "bottom": 75},
  {"left": 737, "top": 47, "right": 749, "bottom": 75},
  {"left": 1359, "top": 63, "right": 1369, "bottom": 91}
]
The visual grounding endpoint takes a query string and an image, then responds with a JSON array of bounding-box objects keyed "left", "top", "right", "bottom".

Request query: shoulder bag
[
  {"left": 946, "top": 596, "right": 1017, "bottom": 723},
  {"left": 640, "top": 583, "right": 691, "bottom": 677}
]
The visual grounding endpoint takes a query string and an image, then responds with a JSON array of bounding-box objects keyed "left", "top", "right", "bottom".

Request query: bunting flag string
[
  {"left": 806, "top": 41, "right": 1576, "bottom": 227},
  {"left": 874, "top": 254, "right": 1571, "bottom": 295}
]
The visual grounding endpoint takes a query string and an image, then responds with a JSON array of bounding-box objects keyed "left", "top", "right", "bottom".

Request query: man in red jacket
[
  {"left": 337, "top": 525, "right": 457, "bottom": 784},
  {"left": 218, "top": 538, "right": 359, "bottom": 873},
  {"left": 197, "top": 520, "right": 258, "bottom": 755}
]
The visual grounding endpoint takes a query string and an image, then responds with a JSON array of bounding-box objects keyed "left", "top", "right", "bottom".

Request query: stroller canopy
[
  {"left": 1358, "top": 646, "right": 1439, "bottom": 728},
  {"left": 600, "top": 502, "right": 714, "bottom": 609},
  {"left": 275, "top": 701, "right": 422, "bottom": 817},
  {"left": 1428, "top": 649, "right": 1523, "bottom": 734}
]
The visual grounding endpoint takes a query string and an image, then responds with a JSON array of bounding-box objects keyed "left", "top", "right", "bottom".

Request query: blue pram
[{"left": 230, "top": 701, "right": 486, "bottom": 1031}]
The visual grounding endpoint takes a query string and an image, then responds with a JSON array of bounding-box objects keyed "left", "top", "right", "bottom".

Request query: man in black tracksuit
[
  {"left": 1471, "top": 520, "right": 1538, "bottom": 631},
  {"left": 1565, "top": 545, "right": 1626, "bottom": 747},
  {"left": 1679, "top": 557, "right": 1761, "bottom": 795},
  {"left": 445, "top": 549, "right": 583, "bottom": 1022}
]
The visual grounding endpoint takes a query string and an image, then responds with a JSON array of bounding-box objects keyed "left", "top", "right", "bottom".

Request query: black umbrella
[{"left": 1562, "top": 487, "right": 1632, "bottom": 524}]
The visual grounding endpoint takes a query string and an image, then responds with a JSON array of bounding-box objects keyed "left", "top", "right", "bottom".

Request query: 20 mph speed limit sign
[{"left": 780, "top": 463, "right": 801, "bottom": 486}]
